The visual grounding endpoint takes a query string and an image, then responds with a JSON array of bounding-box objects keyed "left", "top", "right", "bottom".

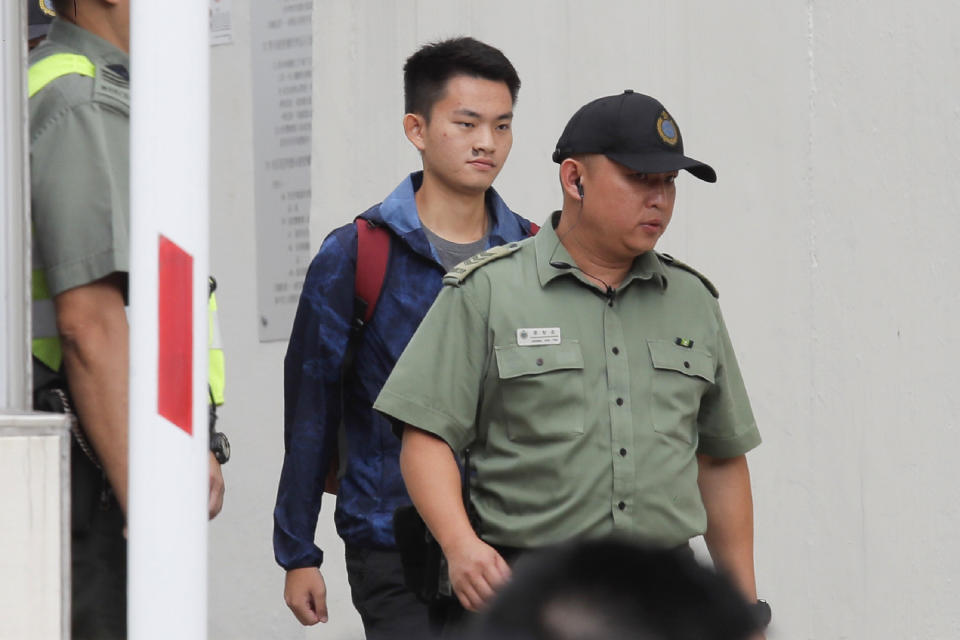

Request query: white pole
[
  {"left": 128, "top": 1, "right": 210, "bottom": 638},
  {"left": 1, "top": 0, "right": 31, "bottom": 411}
]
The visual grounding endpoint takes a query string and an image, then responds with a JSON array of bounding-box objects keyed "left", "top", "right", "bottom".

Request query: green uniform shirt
[
  {"left": 374, "top": 212, "right": 761, "bottom": 549},
  {"left": 30, "top": 18, "right": 130, "bottom": 297}
]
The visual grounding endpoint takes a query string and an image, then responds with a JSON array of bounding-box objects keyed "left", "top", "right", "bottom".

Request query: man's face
[
  {"left": 577, "top": 155, "right": 678, "bottom": 259},
  {"left": 415, "top": 75, "right": 514, "bottom": 195}
]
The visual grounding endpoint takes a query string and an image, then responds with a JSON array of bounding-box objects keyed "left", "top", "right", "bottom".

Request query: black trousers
[
  {"left": 345, "top": 545, "right": 437, "bottom": 639},
  {"left": 71, "top": 439, "right": 127, "bottom": 640}
]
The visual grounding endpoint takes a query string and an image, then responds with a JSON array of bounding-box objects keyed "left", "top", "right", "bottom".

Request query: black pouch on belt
[
  {"left": 392, "top": 504, "right": 444, "bottom": 603},
  {"left": 392, "top": 448, "right": 475, "bottom": 604}
]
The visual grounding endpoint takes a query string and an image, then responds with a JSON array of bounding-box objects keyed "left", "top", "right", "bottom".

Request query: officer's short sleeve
[
  {"left": 31, "top": 101, "right": 129, "bottom": 296},
  {"left": 697, "top": 303, "right": 761, "bottom": 458},
  {"left": 374, "top": 283, "right": 488, "bottom": 453}
]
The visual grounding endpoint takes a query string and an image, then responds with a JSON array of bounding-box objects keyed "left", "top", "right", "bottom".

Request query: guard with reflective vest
[
  {"left": 29, "top": 8, "right": 132, "bottom": 637},
  {"left": 28, "top": 46, "right": 227, "bottom": 458}
]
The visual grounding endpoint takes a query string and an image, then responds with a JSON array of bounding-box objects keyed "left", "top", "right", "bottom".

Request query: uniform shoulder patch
[
  {"left": 443, "top": 242, "right": 523, "bottom": 287},
  {"left": 93, "top": 63, "right": 129, "bottom": 115},
  {"left": 657, "top": 252, "right": 719, "bottom": 298}
]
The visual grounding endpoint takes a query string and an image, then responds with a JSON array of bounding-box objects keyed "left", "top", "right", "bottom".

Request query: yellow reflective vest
[{"left": 29, "top": 53, "right": 225, "bottom": 406}]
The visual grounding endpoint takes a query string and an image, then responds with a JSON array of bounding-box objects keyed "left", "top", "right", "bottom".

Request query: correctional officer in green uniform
[
  {"left": 28, "top": 1, "right": 226, "bottom": 637},
  {"left": 375, "top": 91, "right": 764, "bottom": 626}
]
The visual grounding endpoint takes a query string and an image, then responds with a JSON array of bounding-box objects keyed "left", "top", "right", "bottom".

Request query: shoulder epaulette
[
  {"left": 27, "top": 52, "right": 94, "bottom": 98},
  {"left": 443, "top": 242, "right": 523, "bottom": 286},
  {"left": 657, "top": 252, "right": 719, "bottom": 298},
  {"left": 93, "top": 63, "right": 129, "bottom": 114}
]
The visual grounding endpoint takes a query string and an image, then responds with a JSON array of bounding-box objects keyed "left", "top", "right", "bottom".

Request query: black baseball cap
[
  {"left": 552, "top": 90, "right": 716, "bottom": 183},
  {"left": 28, "top": 0, "right": 56, "bottom": 41}
]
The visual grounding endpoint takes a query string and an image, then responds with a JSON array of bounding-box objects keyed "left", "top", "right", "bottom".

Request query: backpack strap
[
  {"left": 326, "top": 218, "right": 392, "bottom": 494},
  {"left": 354, "top": 218, "right": 392, "bottom": 324},
  {"left": 328, "top": 217, "right": 527, "bottom": 493}
]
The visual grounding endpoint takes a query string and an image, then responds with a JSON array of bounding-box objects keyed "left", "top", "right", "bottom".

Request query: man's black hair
[
  {"left": 403, "top": 36, "right": 520, "bottom": 120},
  {"left": 467, "top": 539, "right": 760, "bottom": 640}
]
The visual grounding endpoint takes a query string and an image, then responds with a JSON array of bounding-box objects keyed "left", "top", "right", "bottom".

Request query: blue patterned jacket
[{"left": 273, "top": 172, "right": 536, "bottom": 569}]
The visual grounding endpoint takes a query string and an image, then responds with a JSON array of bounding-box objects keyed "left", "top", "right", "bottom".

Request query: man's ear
[
  {"left": 403, "top": 113, "right": 427, "bottom": 152},
  {"left": 560, "top": 158, "right": 586, "bottom": 201}
]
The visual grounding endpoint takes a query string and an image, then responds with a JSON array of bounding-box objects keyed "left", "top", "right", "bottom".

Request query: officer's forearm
[
  {"left": 399, "top": 426, "right": 475, "bottom": 550},
  {"left": 56, "top": 275, "right": 130, "bottom": 515},
  {"left": 697, "top": 453, "right": 757, "bottom": 601}
]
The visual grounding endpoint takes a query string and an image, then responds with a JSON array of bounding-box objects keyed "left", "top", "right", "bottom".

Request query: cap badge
[
  {"left": 657, "top": 111, "right": 679, "bottom": 146},
  {"left": 39, "top": 0, "right": 56, "bottom": 16}
]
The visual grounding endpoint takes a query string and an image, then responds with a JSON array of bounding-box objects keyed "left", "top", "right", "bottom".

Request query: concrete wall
[{"left": 208, "top": 1, "right": 960, "bottom": 638}]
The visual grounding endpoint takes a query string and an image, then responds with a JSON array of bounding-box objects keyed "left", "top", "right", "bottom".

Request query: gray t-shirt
[{"left": 422, "top": 224, "right": 489, "bottom": 272}]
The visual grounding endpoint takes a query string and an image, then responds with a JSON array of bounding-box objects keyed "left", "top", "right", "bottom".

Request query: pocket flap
[
  {"left": 495, "top": 342, "right": 584, "bottom": 379},
  {"left": 647, "top": 340, "right": 715, "bottom": 383}
]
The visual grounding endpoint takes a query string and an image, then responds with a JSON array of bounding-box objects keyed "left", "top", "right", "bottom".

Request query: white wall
[
  {"left": 207, "top": 3, "right": 361, "bottom": 638},
  {"left": 209, "top": 2, "right": 960, "bottom": 638}
]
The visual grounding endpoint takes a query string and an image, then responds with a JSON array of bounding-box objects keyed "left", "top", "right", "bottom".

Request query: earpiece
[{"left": 576, "top": 179, "right": 584, "bottom": 199}]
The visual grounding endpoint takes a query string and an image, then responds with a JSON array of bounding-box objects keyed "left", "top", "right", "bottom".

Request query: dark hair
[
  {"left": 467, "top": 539, "right": 760, "bottom": 640},
  {"left": 403, "top": 36, "right": 520, "bottom": 119}
]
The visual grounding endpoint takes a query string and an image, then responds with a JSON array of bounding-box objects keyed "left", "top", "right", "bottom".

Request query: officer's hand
[
  {"left": 284, "top": 567, "right": 329, "bottom": 625},
  {"left": 208, "top": 452, "right": 225, "bottom": 519},
  {"left": 446, "top": 535, "right": 511, "bottom": 612}
]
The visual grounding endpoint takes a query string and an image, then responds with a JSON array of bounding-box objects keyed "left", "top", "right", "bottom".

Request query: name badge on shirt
[{"left": 517, "top": 327, "right": 561, "bottom": 346}]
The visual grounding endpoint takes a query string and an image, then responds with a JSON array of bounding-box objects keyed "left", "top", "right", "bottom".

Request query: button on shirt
[{"left": 374, "top": 211, "right": 761, "bottom": 549}]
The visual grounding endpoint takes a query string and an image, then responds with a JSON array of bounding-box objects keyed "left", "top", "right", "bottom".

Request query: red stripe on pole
[{"left": 157, "top": 235, "right": 193, "bottom": 435}]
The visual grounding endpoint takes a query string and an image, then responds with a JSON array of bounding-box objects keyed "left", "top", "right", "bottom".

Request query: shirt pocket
[
  {"left": 494, "top": 341, "right": 585, "bottom": 442},
  {"left": 647, "top": 340, "right": 715, "bottom": 444}
]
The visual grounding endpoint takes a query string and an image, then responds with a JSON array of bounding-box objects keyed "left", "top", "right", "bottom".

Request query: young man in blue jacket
[{"left": 273, "top": 37, "right": 535, "bottom": 638}]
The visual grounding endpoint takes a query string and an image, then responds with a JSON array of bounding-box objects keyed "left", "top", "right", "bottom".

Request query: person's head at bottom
[{"left": 465, "top": 539, "right": 759, "bottom": 640}]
